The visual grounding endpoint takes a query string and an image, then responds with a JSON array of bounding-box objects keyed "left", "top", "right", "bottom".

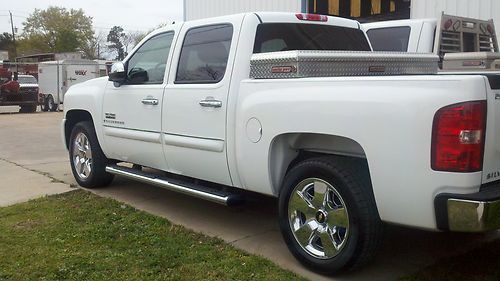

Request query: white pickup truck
[
  {"left": 363, "top": 13, "right": 499, "bottom": 54},
  {"left": 61, "top": 12, "right": 500, "bottom": 274}
]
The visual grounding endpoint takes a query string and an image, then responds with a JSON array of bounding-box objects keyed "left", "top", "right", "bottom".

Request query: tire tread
[
  {"left": 279, "top": 155, "right": 383, "bottom": 274},
  {"left": 69, "top": 121, "right": 114, "bottom": 188}
]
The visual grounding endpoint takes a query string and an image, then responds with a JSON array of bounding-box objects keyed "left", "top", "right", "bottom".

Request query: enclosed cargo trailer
[{"left": 38, "top": 60, "right": 99, "bottom": 111}]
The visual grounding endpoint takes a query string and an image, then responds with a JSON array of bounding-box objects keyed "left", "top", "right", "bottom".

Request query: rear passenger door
[{"left": 162, "top": 15, "right": 243, "bottom": 186}]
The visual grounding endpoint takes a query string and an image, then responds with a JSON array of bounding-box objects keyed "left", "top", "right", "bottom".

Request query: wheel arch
[
  {"left": 268, "top": 133, "right": 369, "bottom": 196},
  {"left": 64, "top": 109, "right": 94, "bottom": 149}
]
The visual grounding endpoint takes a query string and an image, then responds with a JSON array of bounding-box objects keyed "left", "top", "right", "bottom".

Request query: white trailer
[{"left": 38, "top": 60, "right": 99, "bottom": 111}]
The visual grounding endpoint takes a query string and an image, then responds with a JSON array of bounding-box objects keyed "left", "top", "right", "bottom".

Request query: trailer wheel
[
  {"left": 40, "top": 100, "right": 48, "bottom": 112},
  {"left": 278, "top": 156, "right": 383, "bottom": 274},
  {"left": 46, "top": 95, "right": 57, "bottom": 112}
]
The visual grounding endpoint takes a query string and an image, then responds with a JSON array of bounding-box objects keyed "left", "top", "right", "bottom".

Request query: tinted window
[
  {"left": 366, "top": 27, "right": 411, "bottom": 52},
  {"left": 18, "top": 76, "right": 37, "bottom": 84},
  {"left": 253, "top": 23, "right": 371, "bottom": 53},
  {"left": 176, "top": 24, "right": 233, "bottom": 83},
  {"left": 126, "top": 32, "right": 174, "bottom": 84}
]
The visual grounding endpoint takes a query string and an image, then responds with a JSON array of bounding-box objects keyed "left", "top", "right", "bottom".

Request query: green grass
[
  {"left": 401, "top": 238, "right": 500, "bottom": 281},
  {"left": 0, "top": 190, "right": 304, "bottom": 281}
]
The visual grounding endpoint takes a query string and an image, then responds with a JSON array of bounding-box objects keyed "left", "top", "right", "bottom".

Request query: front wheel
[
  {"left": 69, "top": 121, "right": 114, "bottom": 188},
  {"left": 278, "top": 156, "right": 383, "bottom": 274}
]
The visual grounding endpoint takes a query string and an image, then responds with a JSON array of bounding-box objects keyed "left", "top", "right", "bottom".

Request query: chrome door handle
[
  {"left": 199, "top": 98, "right": 222, "bottom": 108},
  {"left": 141, "top": 98, "right": 158, "bottom": 105}
]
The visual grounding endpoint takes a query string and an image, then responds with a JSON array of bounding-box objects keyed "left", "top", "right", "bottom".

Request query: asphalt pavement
[{"left": 0, "top": 106, "right": 498, "bottom": 281}]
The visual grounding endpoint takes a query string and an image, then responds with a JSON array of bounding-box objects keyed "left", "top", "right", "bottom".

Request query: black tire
[
  {"left": 19, "top": 104, "right": 37, "bottom": 113},
  {"left": 69, "top": 121, "right": 114, "bottom": 188},
  {"left": 278, "top": 156, "right": 383, "bottom": 274},
  {"left": 46, "top": 95, "right": 57, "bottom": 112},
  {"left": 41, "top": 97, "right": 49, "bottom": 112}
]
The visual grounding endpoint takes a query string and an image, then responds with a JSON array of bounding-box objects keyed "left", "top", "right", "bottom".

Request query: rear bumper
[{"left": 435, "top": 182, "right": 500, "bottom": 232}]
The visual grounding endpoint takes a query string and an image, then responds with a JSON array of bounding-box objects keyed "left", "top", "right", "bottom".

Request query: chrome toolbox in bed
[{"left": 250, "top": 50, "right": 439, "bottom": 79}]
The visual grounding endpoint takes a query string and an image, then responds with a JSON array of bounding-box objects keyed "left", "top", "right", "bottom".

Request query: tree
[
  {"left": 21, "top": 6, "right": 94, "bottom": 54},
  {"left": 132, "top": 23, "right": 170, "bottom": 46},
  {"left": 107, "top": 26, "right": 127, "bottom": 60},
  {"left": 129, "top": 31, "right": 147, "bottom": 46},
  {"left": 0, "top": 33, "right": 16, "bottom": 59},
  {"left": 81, "top": 32, "right": 107, "bottom": 60},
  {"left": 107, "top": 23, "right": 170, "bottom": 60}
]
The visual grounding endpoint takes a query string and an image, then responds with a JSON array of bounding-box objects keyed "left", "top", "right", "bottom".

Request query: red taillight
[
  {"left": 296, "top": 13, "right": 328, "bottom": 22},
  {"left": 431, "top": 101, "right": 487, "bottom": 172}
]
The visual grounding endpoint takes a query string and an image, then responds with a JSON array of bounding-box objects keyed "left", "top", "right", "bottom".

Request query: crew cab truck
[{"left": 61, "top": 12, "right": 500, "bottom": 274}]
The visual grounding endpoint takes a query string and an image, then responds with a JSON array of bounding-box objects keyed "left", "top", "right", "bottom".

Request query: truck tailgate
[{"left": 483, "top": 74, "right": 500, "bottom": 184}]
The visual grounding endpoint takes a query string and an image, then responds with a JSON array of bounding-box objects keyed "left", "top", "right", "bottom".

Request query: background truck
[
  {"left": 0, "top": 69, "right": 38, "bottom": 113},
  {"left": 363, "top": 13, "right": 500, "bottom": 71},
  {"left": 363, "top": 13, "right": 498, "bottom": 54},
  {"left": 38, "top": 60, "right": 99, "bottom": 111},
  {"left": 61, "top": 12, "right": 500, "bottom": 274}
]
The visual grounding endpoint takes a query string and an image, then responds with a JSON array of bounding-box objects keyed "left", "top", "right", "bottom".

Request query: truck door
[
  {"left": 102, "top": 30, "right": 177, "bottom": 170},
  {"left": 162, "top": 15, "right": 243, "bottom": 186}
]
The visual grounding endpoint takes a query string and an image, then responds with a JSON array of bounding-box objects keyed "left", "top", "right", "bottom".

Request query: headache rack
[{"left": 250, "top": 50, "right": 439, "bottom": 79}]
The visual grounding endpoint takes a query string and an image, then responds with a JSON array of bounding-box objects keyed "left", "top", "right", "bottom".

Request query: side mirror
[
  {"left": 128, "top": 68, "right": 149, "bottom": 84},
  {"left": 13, "top": 72, "right": 18, "bottom": 81},
  {"left": 108, "top": 62, "right": 126, "bottom": 85}
]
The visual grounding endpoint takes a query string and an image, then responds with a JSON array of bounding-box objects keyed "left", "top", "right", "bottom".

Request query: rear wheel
[
  {"left": 69, "top": 121, "right": 114, "bottom": 188},
  {"left": 278, "top": 156, "right": 383, "bottom": 274}
]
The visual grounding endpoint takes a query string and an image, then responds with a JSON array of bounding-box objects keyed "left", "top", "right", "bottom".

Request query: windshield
[
  {"left": 18, "top": 76, "right": 38, "bottom": 84},
  {"left": 253, "top": 23, "right": 371, "bottom": 53}
]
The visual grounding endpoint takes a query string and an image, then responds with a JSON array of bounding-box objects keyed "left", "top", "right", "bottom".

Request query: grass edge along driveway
[{"left": 0, "top": 190, "right": 304, "bottom": 281}]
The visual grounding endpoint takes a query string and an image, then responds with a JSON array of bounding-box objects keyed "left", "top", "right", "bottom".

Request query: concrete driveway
[{"left": 0, "top": 107, "right": 498, "bottom": 281}]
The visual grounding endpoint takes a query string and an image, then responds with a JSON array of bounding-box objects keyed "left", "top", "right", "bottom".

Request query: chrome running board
[{"left": 105, "top": 165, "right": 243, "bottom": 206}]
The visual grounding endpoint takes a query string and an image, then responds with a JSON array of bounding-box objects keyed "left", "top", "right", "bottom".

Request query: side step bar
[{"left": 105, "top": 165, "right": 243, "bottom": 206}]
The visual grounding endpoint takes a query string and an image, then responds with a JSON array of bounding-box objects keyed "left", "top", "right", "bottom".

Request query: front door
[
  {"left": 162, "top": 17, "right": 241, "bottom": 186},
  {"left": 102, "top": 31, "right": 176, "bottom": 170}
]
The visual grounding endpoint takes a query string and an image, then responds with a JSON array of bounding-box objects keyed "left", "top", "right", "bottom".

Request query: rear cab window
[
  {"left": 366, "top": 27, "right": 411, "bottom": 52},
  {"left": 253, "top": 23, "right": 371, "bottom": 53},
  {"left": 175, "top": 24, "right": 233, "bottom": 84}
]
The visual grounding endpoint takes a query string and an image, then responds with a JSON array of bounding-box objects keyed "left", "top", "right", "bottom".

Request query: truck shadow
[{"left": 90, "top": 176, "right": 499, "bottom": 281}]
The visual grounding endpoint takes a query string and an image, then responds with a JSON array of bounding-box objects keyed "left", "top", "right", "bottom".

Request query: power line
[{"left": 1, "top": 12, "right": 153, "bottom": 34}]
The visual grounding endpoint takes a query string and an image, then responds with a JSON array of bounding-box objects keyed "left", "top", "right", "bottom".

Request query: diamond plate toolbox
[{"left": 250, "top": 50, "right": 439, "bottom": 79}]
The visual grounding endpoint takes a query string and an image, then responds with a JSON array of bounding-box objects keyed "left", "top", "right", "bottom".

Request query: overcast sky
[{"left": 0, "top": 0, "right": 184, "bottom": 35}]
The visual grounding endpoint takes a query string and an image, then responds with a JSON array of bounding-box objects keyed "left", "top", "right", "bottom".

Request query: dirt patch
[{"left": 14, "top": 219, "right": 44, "bottom": 230}]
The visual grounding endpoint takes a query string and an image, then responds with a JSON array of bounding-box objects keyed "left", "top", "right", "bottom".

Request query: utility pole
[{"left": 9, "top": 11, "right": 17, "bottom": 70}]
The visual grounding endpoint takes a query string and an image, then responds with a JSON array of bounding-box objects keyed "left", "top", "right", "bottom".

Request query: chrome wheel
[
  {"left": 288, "top": 178, "right": 349, "bottom": 259},
  {"left": 72, "top": 132, "right": 92, "bottom": 180}
]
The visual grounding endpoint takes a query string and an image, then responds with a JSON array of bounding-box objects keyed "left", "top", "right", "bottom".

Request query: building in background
[{"left": 184, "top": 0, "right": 500, "bottom": 40}]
